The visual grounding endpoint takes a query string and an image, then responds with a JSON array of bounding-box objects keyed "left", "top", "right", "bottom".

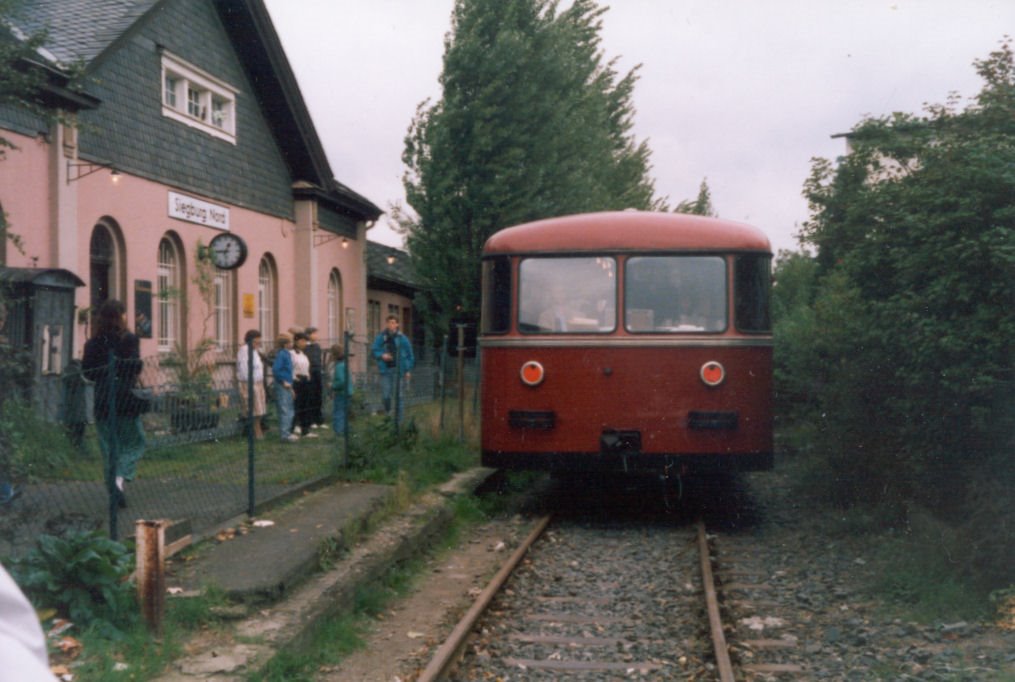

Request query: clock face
[{"left": 208, "top": 233, "right": 248, "bottom": 270}]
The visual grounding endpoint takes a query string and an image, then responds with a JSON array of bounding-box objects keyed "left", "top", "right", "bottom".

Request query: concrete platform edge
[{"left": 155, "top": 467, "right": 497, "bottom": 680}]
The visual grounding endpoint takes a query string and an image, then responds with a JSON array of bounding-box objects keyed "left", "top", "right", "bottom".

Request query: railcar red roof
[{"left": 483, "top": 211, "right": 771, "bottom": 254}]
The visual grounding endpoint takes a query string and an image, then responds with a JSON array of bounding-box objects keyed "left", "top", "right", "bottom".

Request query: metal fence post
[
  {"left": 438, "top": 334, "right": 448, "bottom": 431},
  {"left": 246, "top": 340, "right": 256, "bottom": 517},
  {"left": 457, "top": 324, "right": 466, "bottom": 442},
  {"left": 107, "top": 350, "right": 119, "bottom": 541},
  {"left": 393, "top": 337, "right": 402, "bottom": 435},
  {"left": 343, "top": 331, "right": 351, "bottom": 467}
]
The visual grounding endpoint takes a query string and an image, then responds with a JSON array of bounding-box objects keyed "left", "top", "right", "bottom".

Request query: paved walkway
[{"left": 153, "top": 468, "right": 495, "bottom": 680}]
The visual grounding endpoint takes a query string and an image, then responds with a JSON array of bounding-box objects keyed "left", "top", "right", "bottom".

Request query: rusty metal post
[{"left": 136, "top": 519, "right": 168, "bottom": 634}]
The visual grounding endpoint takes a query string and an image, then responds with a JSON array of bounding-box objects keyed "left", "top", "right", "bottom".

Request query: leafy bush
[
  {"left": 0, "top": 399, "right": 73, "bottom": 484},
  {"left": 14, "top": 529, "right": 136, "bottom": 634},
  {"left": 774, "top": 40, "right": 1015, "bottom": 599}
]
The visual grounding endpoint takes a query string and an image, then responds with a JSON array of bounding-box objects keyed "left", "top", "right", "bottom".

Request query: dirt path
[{"left": 315, "top": 516, "right": 528, "bottom": 682}]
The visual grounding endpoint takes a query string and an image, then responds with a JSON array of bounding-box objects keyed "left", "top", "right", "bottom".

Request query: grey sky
[{"left": 263, "top": 0, "right": 1013, "bottom": 255}]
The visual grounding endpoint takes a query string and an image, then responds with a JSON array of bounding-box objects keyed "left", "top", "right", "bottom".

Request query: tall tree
[
  {"left": 399, "top": 0, "right": 663, "bottom": 336},
  {"left": 674, "top": 178, "right": 715, "bottom": 216},
  {"left": 792, "top": 39, "right": 1014, "bottom": 518}
]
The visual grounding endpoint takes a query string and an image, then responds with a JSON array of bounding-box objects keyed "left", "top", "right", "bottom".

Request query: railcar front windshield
[
  {"left": 518, "top": 257, "right": 617, "bottom": 333},
  {"left": 625, "top": 256, "right": 727, "bottom": 333}
]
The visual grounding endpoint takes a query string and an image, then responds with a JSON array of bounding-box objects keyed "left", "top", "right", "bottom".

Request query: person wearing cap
[
  {"left": 271, "top": 333, "right": 298, "bottom": 442},
  {"left": 304, "top": 327, "right": 325, "bottom": 430}
]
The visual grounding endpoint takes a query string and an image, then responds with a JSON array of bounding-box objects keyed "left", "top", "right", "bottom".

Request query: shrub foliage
[
  {"left": 14, "top": 529, "right": 136, "bottom": 633},
  {"left": 775, "top": 40, "right": 1014, "bottom": 591}
]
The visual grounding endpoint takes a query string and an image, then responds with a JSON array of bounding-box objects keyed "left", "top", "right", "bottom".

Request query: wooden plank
[
  {"left": 536, "top": 595, "right": 612, "bottom": 605},
  {"left": 164, "top": 534, "right": 192, "bottom": 558},
  {"left": 503, "top": 658, "right": 662, "bottom": 672},
  {"left": 525, "top": 612, "right": 629, "bottom": 625},
  {"left": 508, "top": 633, "right": 624, "bottom": 646},
  {"left": 723, "top": 582, "right": 768, "bottom": 591},
  {"left": 742, "top": 663, "right": 806, "bottom": 673},
  {"left": 742, "top": 638, "right": 798, "bottom": 649}
]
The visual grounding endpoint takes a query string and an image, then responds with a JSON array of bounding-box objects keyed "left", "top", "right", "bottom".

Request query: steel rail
[
  {"left": 417, "top": 514, "right": 553, "bottom": 682},
  {"left": 698, "top": 519, "right": 736, "bottom": 682}
]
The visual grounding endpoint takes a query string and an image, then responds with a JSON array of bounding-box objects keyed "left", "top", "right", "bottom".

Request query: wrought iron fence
[{"left": 0, "top": 334, "right": 479, "bottom": 559}]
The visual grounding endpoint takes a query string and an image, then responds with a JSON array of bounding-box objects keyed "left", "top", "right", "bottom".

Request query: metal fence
[{"left": 0, "top": 334, "right": 478, "bottom": 559}]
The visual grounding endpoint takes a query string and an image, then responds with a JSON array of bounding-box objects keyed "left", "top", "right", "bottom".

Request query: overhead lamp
[
  {"left": 386, "top": 254, "right": 396, "bottom": 265},
  {"left": 341, "top": 237, "right": 349, "bottom": 249},
  {"left": 110, "top": 169, "right": 121, "bottom": 185}
]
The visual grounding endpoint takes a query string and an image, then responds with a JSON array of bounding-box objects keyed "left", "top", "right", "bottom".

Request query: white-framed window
[
  {"left": 258, "top": 256, "right": 277, "bottom": 339},
  {"left": 327, "top": 269, "right": 342, "bottom": 343},
  {"left": 161, "top": 50, "right": 237, "bottom": 143},
  {"left": 213, "top": 270, "right": 234, "bottom": 350},
  {"left": 163, "top": 73, "right": 178, "bottom": 108},
  {"left": 157, "top": 237, "right": 182, "bottom": 352}
]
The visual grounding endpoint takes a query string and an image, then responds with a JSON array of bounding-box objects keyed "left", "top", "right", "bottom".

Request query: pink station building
[{"left": 0, "top": 0, "right": 416, "bottom": 372}]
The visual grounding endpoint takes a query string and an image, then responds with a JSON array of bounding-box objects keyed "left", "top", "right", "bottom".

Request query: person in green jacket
[{"left": 329, "top": 343, "right": 352, "bottom": 436}]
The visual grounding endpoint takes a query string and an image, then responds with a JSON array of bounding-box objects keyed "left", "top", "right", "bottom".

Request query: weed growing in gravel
[
  {"left": 63, "top": 585, "right": 232, "bottom": 679},
  {"left": 253, "top": 555, "right": 431, "bottom": 681},
  {"left": 252, "top": 477, "right": 512, "bottom": 680},
  {"left": 345, "top": 412, "right": 478, "bottom": 490},
  {"left": 870, "top": 534, "right": 991, "bottom": 623}
]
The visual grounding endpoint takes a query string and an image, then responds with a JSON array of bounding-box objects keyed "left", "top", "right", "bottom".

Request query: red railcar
[{"left": 480, "top": 211, "right": 773, "bottom": 475}]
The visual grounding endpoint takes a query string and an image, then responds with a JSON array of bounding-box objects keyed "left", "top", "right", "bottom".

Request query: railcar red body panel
[
  {"left": 479, "top": 211, "right": 774, "bottom": 474},
  {"left": 481, "top": 343, "right": 772, "bottom": 471}
]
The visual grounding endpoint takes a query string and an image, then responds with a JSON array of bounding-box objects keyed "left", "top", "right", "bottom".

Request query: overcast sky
[{"left": 263, "top": 0, "right": 1013, "bottom": 255}]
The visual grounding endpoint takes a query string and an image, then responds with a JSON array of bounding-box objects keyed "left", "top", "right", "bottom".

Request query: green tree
[
  {"left": 792, "top": 39, "right": 1015, "bottom": 530},
  {"left": 399, "top": 0, "right": 664, "bottom": 336},
  {"left": 674, "top": 178, "right": 715, "bottom": 216},
  {"left": 0, "top": 0, "right": 55, "bottom": 158}
]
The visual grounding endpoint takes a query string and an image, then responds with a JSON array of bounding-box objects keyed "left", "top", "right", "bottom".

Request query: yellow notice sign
[{"left": 242, "top": 293, "right": 256, "bottom": 318}]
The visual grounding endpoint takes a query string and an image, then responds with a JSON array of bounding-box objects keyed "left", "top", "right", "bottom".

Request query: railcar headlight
[
  {"left": 520, "top": 360, "right": 545, "bottom": 386},
  {"left": 700, "top": 361, "right": 725, "bottom": 387}
]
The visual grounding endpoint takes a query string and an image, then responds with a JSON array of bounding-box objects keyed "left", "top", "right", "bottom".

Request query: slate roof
[
  {"left": 10, "top": 0, "right": 381, "bottom": 220},
  {"left": 366, "top": 242, "right": 419, "bottom": 295},
  {"left": 14, "top": 0, "right": 161, "bottom": 66}
]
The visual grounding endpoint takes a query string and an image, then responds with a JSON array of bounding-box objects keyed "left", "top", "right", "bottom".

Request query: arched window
[
  {"left": 258, "top": 256, "right": 277, "bottom": 339},
  {"left": 213, "top": 269, "right": 235, "bottom": 350},
  {"left": 157, "top": 235, "right": 183, "bottom": 352},
  {"left": 327, "top": 269, "right": 343, "bottom": 343},
  {"left": 89, "top": 221, "right": 123, "bottom": 311}
]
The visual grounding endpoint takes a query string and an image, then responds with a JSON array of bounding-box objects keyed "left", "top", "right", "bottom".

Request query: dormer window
[{"left": 161, "top": 50, "right": 237, "bottom": 144}]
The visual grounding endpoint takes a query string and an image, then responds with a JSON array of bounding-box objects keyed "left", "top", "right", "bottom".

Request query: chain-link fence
[{"left": 0, "top": 334, "right": 479, "bottom": 559}]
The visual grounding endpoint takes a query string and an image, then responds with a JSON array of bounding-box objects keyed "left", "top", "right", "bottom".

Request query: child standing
[{"left": 329, "top": 343, "right": 352, "bottom": 436}]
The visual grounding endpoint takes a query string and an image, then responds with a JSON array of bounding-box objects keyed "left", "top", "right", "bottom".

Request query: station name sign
[{"left": 168, "top": 192, "right": 230, "bottom": 230}]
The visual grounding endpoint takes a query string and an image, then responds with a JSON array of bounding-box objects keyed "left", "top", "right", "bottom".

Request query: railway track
[{"left": 417, "top": 509, "right": 745, "bottom": 680}]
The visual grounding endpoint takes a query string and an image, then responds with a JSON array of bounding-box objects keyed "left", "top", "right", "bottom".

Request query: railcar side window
[
  {"left": 481, "top": 257, "right": 512, "bottom": 334},
  {"left": 624, "top": 256, "right": 727, "bottom": 333},
  {"left": 735, "top": 255, "right": 772, "bottom": 332},
  {"left": 518, "top": 257, "right": 616, "bottom": 333}
]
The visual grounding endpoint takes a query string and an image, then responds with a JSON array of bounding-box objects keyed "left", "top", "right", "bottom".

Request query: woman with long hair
[{"left": 81, "top": 299, "right": 145, "bottom": 508}]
